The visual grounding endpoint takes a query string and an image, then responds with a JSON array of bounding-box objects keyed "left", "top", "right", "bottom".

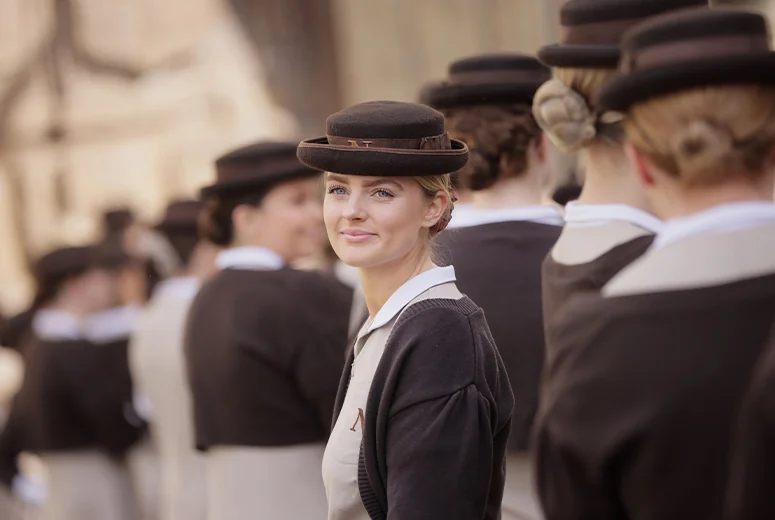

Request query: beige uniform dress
[
  {"left": 323, "top": 266, "right": 461, "bottom": 520},
  {"left": 129, "top": 277, "right": 207, "bottom": 520}
]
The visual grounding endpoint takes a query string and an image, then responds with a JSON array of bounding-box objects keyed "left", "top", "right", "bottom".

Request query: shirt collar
[
  {"left": 564, "top": 202, "right": 663, "bottom": 233},
  {"left": 364, "top": 266, "right": 456, "bottom": 334},
  {"left": 447, "top": 205, "right": 564, "bottom": 228},
  {"left": 152, "top": 276, "right": 201, "bottom": 300},
  {"left": 32, "top": 306, "right": 139, "bottom": 343},
  {"left": 652, "top": 201, "right": 775, "bottom": 251},
  {"left": 216, "top": 246, "right": 284, "bottom": 271},
  {"left": 446, "top": 203, "right": 477, "bottom": 229},
  {"left": 32, "top": 310, "right": 82, "bottom": 341}
]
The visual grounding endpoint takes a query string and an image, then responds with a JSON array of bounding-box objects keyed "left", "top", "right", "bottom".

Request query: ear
[
  {"left": 625, "top": 142, "right": 655, "bottom": 187},
  {"left": 422, "top": 190, "right": 449, "bottom": 230}
]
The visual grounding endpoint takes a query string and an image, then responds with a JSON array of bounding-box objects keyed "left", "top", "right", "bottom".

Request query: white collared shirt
[
  {"left": 363, "top": 265, "right": 457, "bottom": 337},
  {"left": 151, "top": 276, "right": 201, "bottom": 301},
  {"left": 32, "top": 306, "right": 139, "bottom": 344},
  {"left": 216, "top": 246, "right": 284, "bottom": 271},
  {"left": 652, "top": 201, "right": 775, "bottom": 250},
  {"left": 446, "top": 205, "right": 564, "bottom": 229},
  {"left": 564, "top": 202, "right": 663, "bottom": 233},
  {"left": 447, "top": 204, "right": 477, "bottom": 229},
  {"left": 32, "top": 310, "right": 82, "bottom": 341}
]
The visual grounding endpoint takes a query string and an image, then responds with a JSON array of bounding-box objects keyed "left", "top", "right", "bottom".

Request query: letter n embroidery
[{"left": 349, "top": 408, "right": 365, "bottom": 432}]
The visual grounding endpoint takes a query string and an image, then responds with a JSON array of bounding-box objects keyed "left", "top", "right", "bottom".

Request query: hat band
[
  {"left": 217, "top": 156, "right": 310, "bottom": 184},
  {"left": 327, "top": 133, "right": 452, "bottom": 151},
  {"left": 562, "top": 17, "right": 640, "bottom": 46},
  {"left": 623, "top": 34, "right": 770, "bottom": 72},
  {"left": 448, "top": 69, "right": 550, "bottom": 86}
]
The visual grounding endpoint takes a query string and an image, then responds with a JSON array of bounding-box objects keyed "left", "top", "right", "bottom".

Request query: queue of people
[{"left": 0, "top": 1, "right": 774, "bottom": 519}]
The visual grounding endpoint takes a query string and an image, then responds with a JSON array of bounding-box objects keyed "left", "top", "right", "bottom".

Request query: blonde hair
[
  {"left": 626, "top": 85, "right": 775, "bottom": 187},
  {"left": 414, "top": 174, "right": 454, "bottom": 238},
  {"left": 532, "top": 68, "right": 621, "bottom": 152}
]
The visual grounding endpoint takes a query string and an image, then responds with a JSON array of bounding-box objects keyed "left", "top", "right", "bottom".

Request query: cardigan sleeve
[{"left": 384, "top": 385, "right": 500, "bottom": 520}]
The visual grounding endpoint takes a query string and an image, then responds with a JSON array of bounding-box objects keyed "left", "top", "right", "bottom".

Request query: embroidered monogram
[
  {"left": 348, "top": 139, "right": 373, "bottom": 148},
  {"left": 349, "top": 408, "right": 365, "bottom": 433}
]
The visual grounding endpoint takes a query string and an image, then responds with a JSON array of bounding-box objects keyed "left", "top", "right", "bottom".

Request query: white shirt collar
[
  {"left": 446, "top": 203, "right": 477, "bottom": 229},
  {"left": 152, "top": 276, "right": 201, "bottom": 301},
  {"left": 216, "top": 246, "right": 284, "bottom": 271},
  {"left": 652, "top": 201, "right": 775, "bottom": 250},
  {"left": 32, "top": 310, "right": 82, "bottom": 341},
  {"left": 365, "top": 266, "right": 456, "bottom": 334},
  {"left": 564, "top": 202, "right": 663, "bottom": 233},
  {"left": 446, "top": 205, "right": 564, "bottom": 228}
]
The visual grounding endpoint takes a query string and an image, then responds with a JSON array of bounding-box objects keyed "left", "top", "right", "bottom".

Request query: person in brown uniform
[
  {"left": 534, "top": 8, "right": 775, "bottom": 520},
  {"left": 425, "top": 53, "right": 561, "bottom": 520},
  {"left": 184, "top": 142, "right": 352, "bottom": 520},
  {"left": 299, "top": 100, "right": 514, "bottom": 520},
  {"left": 8, "top": 244, "right": 147, "bottom": 520},
  {"left": 532, "top": 0, "right": 707, "bottom": 340}
]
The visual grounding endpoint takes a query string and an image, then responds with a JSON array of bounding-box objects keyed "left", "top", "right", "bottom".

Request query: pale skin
[
  {"left": 323, "top": 173, "right": 448, "bottom": 316},
  {"left": 230, "top": 176, "right": 326, "bottom": 264},
  {"left": 46, "top": 268, "right": 121, "bottom": 317},
  {"left": 626, "top": 143, "right": 775, "bottom": 220}
]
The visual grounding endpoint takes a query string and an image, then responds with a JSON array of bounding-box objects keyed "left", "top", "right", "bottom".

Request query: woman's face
[
  {"left": 235, "top": 177, "right": 325, "bottom": 262},
  {"left": 323, "top": 174, "right": 443, "bottom": 269}
]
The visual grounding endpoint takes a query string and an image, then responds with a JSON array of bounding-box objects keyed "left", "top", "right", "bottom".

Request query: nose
[{"left": 342, "top": 196, "right": 366, "bottom": 222}]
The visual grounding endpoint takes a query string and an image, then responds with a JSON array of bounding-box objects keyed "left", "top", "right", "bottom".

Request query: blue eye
[
  {"left": 374, "top": 189, "right": 394, "bottom": 199},
  {"left": 327, "top": 186, "right": 347, "bottom": 196}
]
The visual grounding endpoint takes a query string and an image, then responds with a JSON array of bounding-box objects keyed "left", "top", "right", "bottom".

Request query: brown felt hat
[
  {"left": 200, "top": 142, "right": 320, "bottom": 198},
  {"left": 598, "top": 8, "right": 775, "bottom": 112},
  {"left": 155, "top": 199, "right": 204, "bottom": 233},
  {"left": 537, "top": 0, "right": 708, "bottom": 69},
  {"left": 297, "top": 101, "right": 469, "bottom": 176},
  {"left": 423, "top": 53, "right": 551, "bottom": 109}
]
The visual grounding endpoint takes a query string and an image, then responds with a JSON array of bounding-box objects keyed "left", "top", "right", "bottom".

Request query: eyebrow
[{"left": 326, "top": 174, "right": 404, "bottom": 192}]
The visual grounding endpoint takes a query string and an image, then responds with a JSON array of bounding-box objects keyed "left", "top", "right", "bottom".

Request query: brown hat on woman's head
[
  {"left": 103, "top": 208, "right": 134, "bottom": 234},
  {"left": 538, "top": 0, "right": 708, "bottom": 69},
  {"left": 598, "top": 8, "right": 775, "bottom": 113},
  {"left": 423, "top": 53, "right": 551, "bottom": 110},
  {"left": 155, "top": 200, "right": 204, "bottom": 234},
  {"left": 297, "top": 101, "right": 469, "bottom": 176},
  {"left": 200, "top": 142, "right": 319, "bottom": 198}
]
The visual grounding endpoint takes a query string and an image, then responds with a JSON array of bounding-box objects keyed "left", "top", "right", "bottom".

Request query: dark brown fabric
[
  {"left": 725, "top": 322, "right": 775, "bottom": 520},
  {"left": 449, "top": 69, "right": 549, "bottom": 85},
  {"left": 561, "top": 17, "right": 642, "bottom": 46},
  {"left": 332, "top": 297, "right": 514, "bottom": 520},
  {"left": 541, "top": 234, "right": 654, "bottom": 358},
  {"left": 535, "top": 274, "right": 775, "bottom": 520},
  {"left": 12, "top": 336, "right": 144, "bottom": 456},
  {"left": 185, "top": 268, "right": 352, "bottom": 450},
  {"left": 436, "top": 221, "right": 561, "bottom": 451}
]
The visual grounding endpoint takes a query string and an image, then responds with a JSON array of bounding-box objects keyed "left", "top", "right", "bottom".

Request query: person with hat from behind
[
  {"left": 0, "top": 243, "right": 147, "bottom": 520},
  {"left": 184, "top": 142, "right": 352, "bottom": 520},
  {"left": 129, "top": 199, "right": 219, "bottom": 520},
  {"left": 423, "top": 52, "right": 561, "bottom": 520},
  {"left": 298, "top": 100, "right": 514, "bottom": 520},
  {"left": 534, "top": 7, "right": 775, "bottom": 520},
  {"left": 533, "top": 0, "right": 707, "bottom": 349}
]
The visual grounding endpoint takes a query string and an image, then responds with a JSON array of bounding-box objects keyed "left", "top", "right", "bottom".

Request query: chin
[{"left": 333, "top": 243, "right": 383, "bottom": 269}]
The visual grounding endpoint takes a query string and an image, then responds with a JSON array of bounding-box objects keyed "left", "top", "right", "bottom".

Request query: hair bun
[
  {"left": 532, "top": 79, "right": 597, "bottom": 152},
  {"left": 670, "top": 120, "right": 733, "bottom": 181}
]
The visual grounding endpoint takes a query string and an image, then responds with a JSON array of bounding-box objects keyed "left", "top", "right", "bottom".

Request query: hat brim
[
  {"left": 425, "top": 83, "right": 543, "bottom": 109},
  {"left": 199, "top": 166, "right": 319, "bottom": 199},
  {"left": 296, "top": 137, "right": 469, "bottom": 176},
  {"left": 537, "top": 44, "right": 621, "bottom": 69},
  {"left": 598, "top": 54, "right": 775, "bottom": 113}
]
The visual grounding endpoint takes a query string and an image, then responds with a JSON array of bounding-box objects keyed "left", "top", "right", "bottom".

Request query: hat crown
[
  {"left": 561, "top": 0, "right": 707, "bottom": 26},
  {"left": 448, "top": 53, "right": 547, "bottom": 75},
  {"left": 35, "top": 246, "right": 94, "bottom": 282},
  {"left": 160, "top": 199, "right": 203, "bottom": 228},
  {"left": 326, "top": 101, "right": 446, "bottom": 140}
]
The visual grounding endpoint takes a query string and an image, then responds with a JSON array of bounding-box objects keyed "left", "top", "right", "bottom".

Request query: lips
[{"left": 341, "top": 229, "right": 376, "bottom": 243}]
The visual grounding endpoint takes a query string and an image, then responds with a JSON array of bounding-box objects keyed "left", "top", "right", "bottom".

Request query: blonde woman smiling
[{"left": 298, "top": 101, "right": 514, "bottom": 520}]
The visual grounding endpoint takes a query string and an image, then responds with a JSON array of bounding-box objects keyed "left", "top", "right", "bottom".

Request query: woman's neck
[
  {"left": 576, "top": 145, "right": 651, "bottom": 211},
  {"left": 655, "top": 176, "right": 775, "bottom": 220},
  {"left": 359, "top": 248, "right": 436, "bottom": 318},
  {"left": 472, "top": 174, "right": 543, "bottom": 210}
]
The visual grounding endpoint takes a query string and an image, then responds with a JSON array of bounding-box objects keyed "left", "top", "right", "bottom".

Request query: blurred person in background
[
  {"left": 532, "top": 0, "right": 707, "bottom": 345},
  {"left": 0, "top": 243, "right": 147, "bottom": 520},
  {"left": 130, "top": 199, "right": 220, "bottom": 520},
  {"left": 425, "top": 53, "right": 562, "bottom": 520},
  {"left": 536, "top": 8, "right": 775, "bottom": 520},
  {"left": 185, "top": 142, "right": 352, "bottom": 520}
]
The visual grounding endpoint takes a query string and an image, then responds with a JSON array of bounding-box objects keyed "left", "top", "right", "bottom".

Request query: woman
[
  {"left": 298, "top": 100, "right": 514, "bottom": 520},
  {"left": 7, "top": 244, "right": 146, "bottom": 520},
  {"left": 130, "top": 200, "right": 219, "bottom": 520},
  {"left": 424, "top": 53, "right": 561, "bottom": 520},
  {"left": 532, "top": 0, "right": 706, "bottom": 336},
  {"left": 184, "top": 141, "right": 352, "bottom": 520},
  {"left": 535, "top": 8, "right": 775, "bottom": 520}
]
